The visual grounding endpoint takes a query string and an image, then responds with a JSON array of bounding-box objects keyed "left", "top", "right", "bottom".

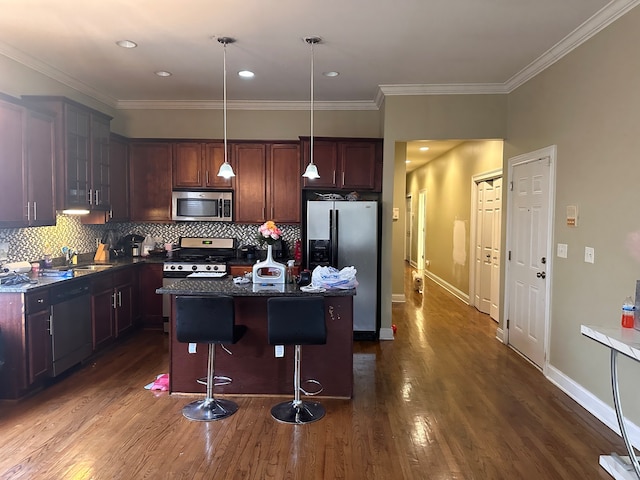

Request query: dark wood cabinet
[
  {"left": 25, "top": 290, "right": 52, "bottom": 384},
  {"left": 139, "top": 263, "right": 163, "bottom": 329},
  {"left": 22, "top": 96, "right": 113, "bottom": 212},
  {"left": 234, "top": 142, "right": 300, "bottom": 223},
  {"left": 173, "top": 142, "right": 232, "bottom": 189},
  {"left": 129, "top": 141, "right": 173, "bottom": 222},
  {"left": 91, "top": 268, "right": 136, "bottom": 351},
  {"left": 91, "top": 275, "right": 115, "bottom": 351},
  {"left": 0, "top": 95, "right": 56, "bottom": 227},
  {"left": 301, "top": 137, "right": 382, "bottom": 192},
  {"left": 108, "top": 134, "right": 129, "bottom": 222}
]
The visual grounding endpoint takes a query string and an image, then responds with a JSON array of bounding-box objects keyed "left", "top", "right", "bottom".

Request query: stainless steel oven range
[{"left": 162, "top": 237, "right": 236, "bottom": 331}]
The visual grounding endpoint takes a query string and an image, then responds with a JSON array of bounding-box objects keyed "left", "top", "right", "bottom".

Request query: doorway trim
[
  {"left": 405, "top": 195, "right": 413, "bottom": 264},
  {"left": 469, "top": 168, "right": 502, "bottom": 320},
  {"left": 503, "top": 145, "right": 556, "bottom": 372}
]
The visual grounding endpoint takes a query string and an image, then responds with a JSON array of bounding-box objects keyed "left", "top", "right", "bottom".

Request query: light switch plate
[
  {"left": 584, "top": 246, "right": 595, "bottom": 264},
  {"left": 557, "top": 243, "right": 568, "bottom": 258},
  {"left": 275, "top": 345, "right": 284, "bottom": 357}
]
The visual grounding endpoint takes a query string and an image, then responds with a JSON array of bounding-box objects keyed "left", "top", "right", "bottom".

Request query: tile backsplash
[{"left": 0, "top": 214, "right": 301, "bottom": 263}]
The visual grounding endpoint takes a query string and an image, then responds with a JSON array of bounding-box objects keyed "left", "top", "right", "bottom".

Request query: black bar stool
[
  {"left": 175, "top": 295, "right": 246, "bottom": 421},
  {"left": 267, "top": 297, "right": 327, "bottom": 424}
]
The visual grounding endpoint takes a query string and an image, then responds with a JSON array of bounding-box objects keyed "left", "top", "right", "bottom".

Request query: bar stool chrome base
[
  {"left": 271, "top": 400, "right": 325, "bottom": 424},
  {"left": 182, "top": 398, "right": 239, "bottom": 422}
]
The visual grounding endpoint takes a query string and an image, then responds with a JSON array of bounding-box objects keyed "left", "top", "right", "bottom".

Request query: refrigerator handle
[{"left": 332, "top": 209, "right": 339, "bottom": 267}]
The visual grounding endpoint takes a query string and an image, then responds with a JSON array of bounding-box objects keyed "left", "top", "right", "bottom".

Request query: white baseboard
[
  {"left": 379, "top": 327, "right": 395, "bottom": 340},
  {"left": 546, "top": 364, "right": 640, "bottom": 450},
  {"left": 496, "top": 327, "right": 505, "bottom": 343},
  {"left": 424, "top": 271, "right": 470, "bottom": 304},
  {"left": 392, "top": 294, "right": 406, "bottom": 303}
]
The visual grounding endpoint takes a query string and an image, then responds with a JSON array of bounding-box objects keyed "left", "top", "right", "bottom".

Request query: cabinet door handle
[
  {"left": 88, "top": 189, "right": 93, "bottom": 205},
  {"left": 33, "top": 201, "right": 37, "bottom": 221},
  {"left": 109, "top": 209, "right": 113, "bottom": 219},
  {"left": 342, "top": 172, "right": 345, "bottom": 186},
  {"left": 26, "top": 202, "right": 30, "bottom": 221},
  {"left": 197, "top": 170, "right": 201, "bottom": 184},
  {"left": 37, "top": 298, "right": 44, "bottom": 304},
  {"left": 206, "top": 171, "right": 209, "bottom": 185},
  {"left": 333, "top": 170, "right": 336, "bottom": 184},
  {"left": 118, "top": 291, "right": 122, "bottom": 307},
  {"left": 112, "top": 292, "right": 117, "bottom": 309},
  {"left": 95, "top": 190, "right": 100, "bottom": 206}
]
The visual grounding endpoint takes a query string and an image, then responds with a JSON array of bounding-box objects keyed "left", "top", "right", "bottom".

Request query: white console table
[{"left": 581, "top": 325, "right": 640, "bottom": 480}]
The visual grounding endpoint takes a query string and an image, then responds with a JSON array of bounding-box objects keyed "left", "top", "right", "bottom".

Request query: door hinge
[
  {"left": 508, "top": 251, "right": 511, "bottom": 261},
  {"left": 509, "top": 181, "right": 513, "bottom": 191},
  {"left": 506, "top": 319, "right": 509, "bottom": 329}
]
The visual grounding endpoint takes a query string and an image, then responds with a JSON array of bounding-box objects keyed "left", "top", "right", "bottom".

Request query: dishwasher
[{"left": 49, "top": 281, "right": 92, "bottom": 377}]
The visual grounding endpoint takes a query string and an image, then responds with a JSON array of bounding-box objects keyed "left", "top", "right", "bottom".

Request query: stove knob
[
  {"left": 170, "top": 265, "right": 176, "bottom": 270},
  {"left": 213, "top": 265, "right": 219, "bottom": 271},
  {"left": 206, "top": 265, "right": 211, "bottom": 270},
  {"left": 192, "top": 265, "right": 198, "bottom": 271},
  {"left": 177, "top": 265, "right": 183, "bottom": 270}
]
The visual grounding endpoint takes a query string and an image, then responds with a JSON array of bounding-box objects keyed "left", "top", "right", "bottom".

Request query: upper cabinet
[
  {"left": 129, "top": 141, "right": 173, "bottom": 222},
  {"left": 0, "top": 95, "right": 56, "bottom": 227},
  {"left": 234, "top": 142, "right": 300, "bottom": 224},
  {"left": 108, "top": 133, "right": 129, "bottom": 222},
  {"left": 173, "top": 142, "right": 232, "bottom": 189},
  {"left": 22, "top": 96, "right": 113, "bottom": 212},
  {"left": 300, "top": 137, "right": 383, "bottom": 192}
]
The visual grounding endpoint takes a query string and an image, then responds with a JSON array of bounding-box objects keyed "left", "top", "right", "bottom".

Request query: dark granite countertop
[
  {"left": 0, "top": 257, "right": 161, "bottom": 293},
  {"left": 156, "top": 277, "right": 355, "bottom": 297}
]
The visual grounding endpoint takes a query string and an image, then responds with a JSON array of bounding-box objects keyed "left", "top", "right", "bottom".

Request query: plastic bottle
[{"left": 621, "top": 296, "right": 635, "bottom": 328}]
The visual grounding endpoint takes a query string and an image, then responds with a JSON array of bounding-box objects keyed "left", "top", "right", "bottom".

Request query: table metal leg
[{"left": 611, "top": 349, "right": 640, "bottom": 478}]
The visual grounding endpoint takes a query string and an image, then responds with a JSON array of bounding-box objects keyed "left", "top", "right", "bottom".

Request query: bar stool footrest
[{"left": 196, "top": 375, "right": 232, "bottom": 387}]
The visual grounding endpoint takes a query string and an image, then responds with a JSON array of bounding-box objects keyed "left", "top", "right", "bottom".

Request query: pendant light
[
  {"left": 302, "top": 36, "right": 321, "bottom": 179},
  {"left": 217, "top": 37, "right": 236, "bottom": 179}
]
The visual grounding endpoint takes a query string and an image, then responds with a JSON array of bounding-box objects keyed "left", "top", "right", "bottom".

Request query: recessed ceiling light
[
  {"left": 116, "top": 40, "right": 137, "bottom": 49},
  {"left": 155, "top": 71, "right": 172, "bottom": 77},
  {"left": 238, "top": 70, "right": 254, "bottom": 78},
  {"left": 419, "top": 146, "right": 430, "bottom": 151},
  {"left": 323, "top": 71, "right": 339, "bottom": 77},
  {"left": 405, "top": 160, "right": 411, "bottom": 164}
]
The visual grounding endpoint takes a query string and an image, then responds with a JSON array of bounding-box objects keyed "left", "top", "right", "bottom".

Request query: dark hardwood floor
[{"left": 0, "top": 266, "right": 621, "bottom": 479}]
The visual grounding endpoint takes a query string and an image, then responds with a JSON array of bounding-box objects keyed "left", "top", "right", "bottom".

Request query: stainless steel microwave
[{"left": 171, "top": 191, "right": 233, "bottom": 222}]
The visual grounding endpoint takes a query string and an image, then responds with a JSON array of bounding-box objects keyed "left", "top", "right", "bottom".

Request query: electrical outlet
[
  {"left": 275, "top": 345, "right": 284, "bottom": 357},
  {"left": 584, "top": 246, "right": 595, "bottom": 264},
  {"left": 557, "top": 243, "right": 568, "bottom": 258}
]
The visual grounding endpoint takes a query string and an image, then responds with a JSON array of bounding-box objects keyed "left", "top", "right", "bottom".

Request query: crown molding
[
  {"left": 378, "top": 83, "right": 509, "bottom": 96},
  {"left": 116, "top": 99, "right": 378, "bottom": 111},
  {"left": 505, "top": 0, "right": 640, "bottom": 92},
  {"left": 0, "top": 40, "right": 118, "bottom": 108}
]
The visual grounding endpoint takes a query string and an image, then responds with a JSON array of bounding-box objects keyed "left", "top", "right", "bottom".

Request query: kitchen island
[{"left": 157, "top": 278, "right": 355, "bottom": 398}]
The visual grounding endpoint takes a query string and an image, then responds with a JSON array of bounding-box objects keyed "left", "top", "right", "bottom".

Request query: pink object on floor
[{"left": 149, "top": 373, "right": 169, "bottom": 391}]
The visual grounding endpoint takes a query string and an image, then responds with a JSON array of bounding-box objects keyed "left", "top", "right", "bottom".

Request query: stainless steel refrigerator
[{"left": 306, "top": 200, "right": 379, "bottom": 339}]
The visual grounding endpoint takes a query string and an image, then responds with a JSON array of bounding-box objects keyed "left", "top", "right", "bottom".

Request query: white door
[
  {"left": 405, "top": 196, "right": 412, "bottom": 262},
  {"left": 506, "top": 150, "right": 553, "bottom": 368},
  {"left": 417, "top": 190, "right": 426, "bottom": 271},
  {"left": 474, "top": 181, "right": 493, "bottom": 314},
  {"left": 490, "top": 178, "right": 502, "bottom": 321}
]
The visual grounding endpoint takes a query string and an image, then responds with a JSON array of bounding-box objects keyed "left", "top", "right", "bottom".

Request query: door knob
[{"left": 536, "top": 271, "right": 546, "bottom": 279}]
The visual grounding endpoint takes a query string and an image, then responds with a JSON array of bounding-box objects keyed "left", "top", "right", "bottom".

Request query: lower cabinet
[
  {"left": 26, "top": 290, "right": 52, "bottom": 384},
  {"left": 139, "top": 263, "right": 163, "bottom": 329},
  {"left": 91, "top": 268, "right": 136, "bottom": 352}
]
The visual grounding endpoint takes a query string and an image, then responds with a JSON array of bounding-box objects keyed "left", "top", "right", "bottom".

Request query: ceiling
[
  {"left": 0, "top": 1, "right": 633, "bottom": 173},
  {"left": 0, "top": 0, "right": 628, "bottom": 110}
]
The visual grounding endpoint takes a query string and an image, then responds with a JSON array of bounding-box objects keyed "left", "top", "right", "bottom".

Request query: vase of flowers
[{"left": 253, "top": 221, "right": 286, "bottom": 284}]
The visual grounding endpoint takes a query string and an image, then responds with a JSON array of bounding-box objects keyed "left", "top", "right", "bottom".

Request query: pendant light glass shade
[
  {"left": 302, "top": 36, "right": 321, "bottom": 179},
  {"left": 217, "top": 37, "right": 235, "bottom": 178}
]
